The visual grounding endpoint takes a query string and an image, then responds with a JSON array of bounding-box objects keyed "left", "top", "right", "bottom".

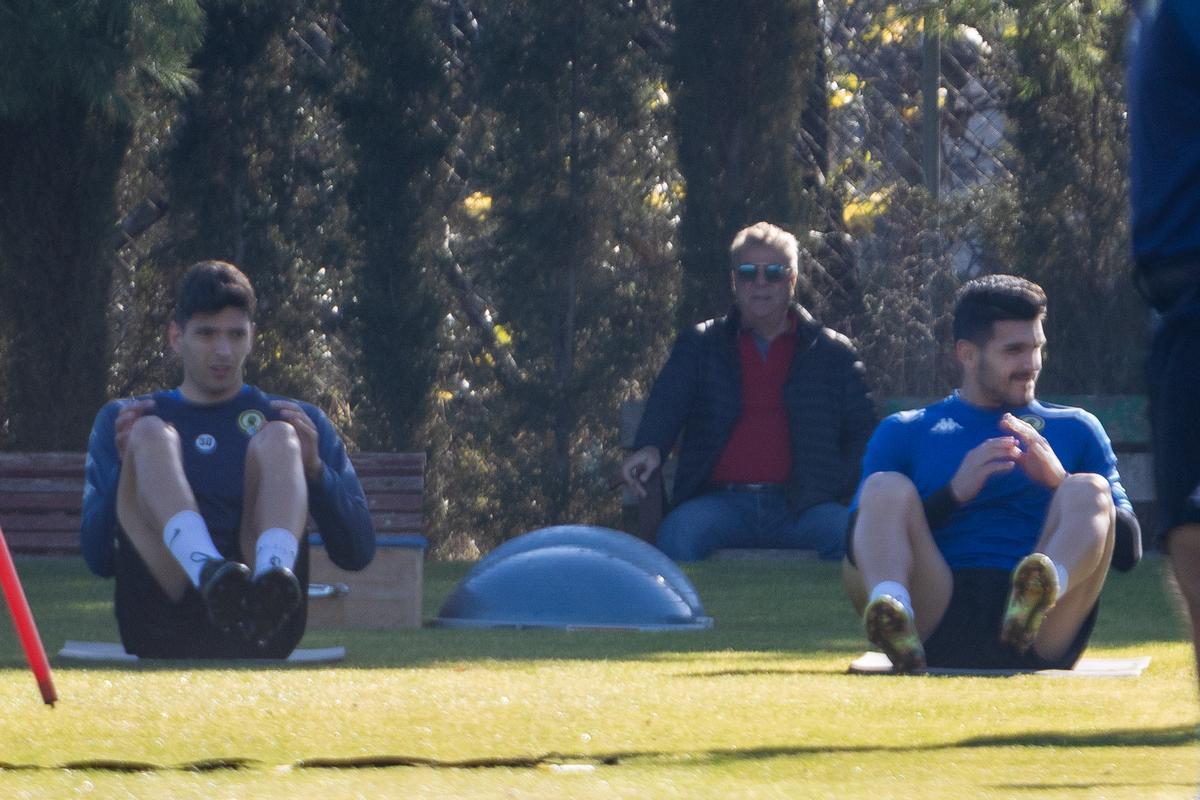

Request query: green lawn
[{"left": 0, "top": 555, "right": 1197, "bottom": 799}]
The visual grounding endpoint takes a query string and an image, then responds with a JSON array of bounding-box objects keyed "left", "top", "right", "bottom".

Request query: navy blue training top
[
  {"left": 852, "top": 393, "right": 1133, "bottom": 571},
  {"left": 1128, "top": 0, "right": 1200, "bottom": 270},
  {"left": 81, "top": 384, "right": 375, "bottom": 577}
]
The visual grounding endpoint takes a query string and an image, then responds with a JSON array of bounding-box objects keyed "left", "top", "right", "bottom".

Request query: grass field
[{"left": 0, "top": 554, "right": 1197, "bottom": 799}]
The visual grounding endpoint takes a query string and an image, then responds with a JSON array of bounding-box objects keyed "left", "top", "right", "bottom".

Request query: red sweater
[{"left": 708, "top": 322, "right": 797, "bottom": 485}]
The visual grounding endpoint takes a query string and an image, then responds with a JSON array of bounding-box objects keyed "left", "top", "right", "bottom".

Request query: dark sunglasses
[{"left": 733, "top": 262, "right": 791, "bottom": 283}]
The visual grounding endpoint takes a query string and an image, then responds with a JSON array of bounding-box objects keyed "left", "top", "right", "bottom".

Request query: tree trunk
[{"left": 0, "top": 102, "right": 129, "bottom": 449}]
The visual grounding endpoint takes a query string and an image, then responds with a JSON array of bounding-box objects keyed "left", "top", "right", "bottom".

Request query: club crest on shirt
[
  {"left": 194, "top": 433, "right": 217, "bottom": 454},
  {"left": 1018, "top": 414, "right": 1045, "bottom": 431},
  {"left": 930, "top": 417, "right": 963, "bottom": 434},
  {"left": 238, "top": 409, "right": 267, "bottom": 437}
]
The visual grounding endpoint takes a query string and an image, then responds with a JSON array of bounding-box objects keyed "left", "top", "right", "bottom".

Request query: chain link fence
[{"left": 824, "top": 3, "right": 1012, "bottom": 274}]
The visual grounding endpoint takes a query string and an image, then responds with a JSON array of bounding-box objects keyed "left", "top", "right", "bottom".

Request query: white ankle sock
[
  {"left": 869, "top": 581, "right": 914, "bottom": 620},
  {"left": 163, "top": 510, "right": 222, "bottom": 587},
  {"left": 1054, "top": 562, "right": 1069, "bottom": 596},
  {"left": 254, "top": 528, "right": 298, "bottom": 577}
]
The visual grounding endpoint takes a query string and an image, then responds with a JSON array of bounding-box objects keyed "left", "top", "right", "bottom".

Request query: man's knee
[
  {"left": 656, "top": 499, "right": 730, "bottom": 561},
  {"left": 858, "top": 471, "right": 919, "bottom": 508},
  {"left": 125, "top": 415, "right": 180, "bottom": 457},
  {"left": 1056, "top": 473, "right": 1115, "bottom": 518},
  {"left": 247, "top": 420, "right": 303, "bottom": 462},
  {"left": 800, "top": 502, "right": 849, "bottom": 560},
  {"left": 656, "top": 509, "right": 702, "bottom": 561}
]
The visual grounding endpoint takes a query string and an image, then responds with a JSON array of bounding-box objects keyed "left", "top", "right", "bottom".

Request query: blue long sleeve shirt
[{"left": 81, "top": 384, "right": 375, "bottom": 577}]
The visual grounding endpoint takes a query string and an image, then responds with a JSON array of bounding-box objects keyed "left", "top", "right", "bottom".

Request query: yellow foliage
[
  {"left": 834, "top": 72, "right": 862, "bottom": 92},
  {"left": 463, "top": 191, "right": 492, "bottom": 220},
  {"left": 649, "top": 83, "right": 670, "bottom": 110},
  {"left": 842, "top": 189, "right": 891, "bottom": 235},
  {"left": 830, "top": 87, "right": 855, "bottom": 110},
  {"left": 646, "top": 181, "right": 682, "bottom": 211},
  {"left": 493, "top": 324, "right": 512, "bottom": 346}
]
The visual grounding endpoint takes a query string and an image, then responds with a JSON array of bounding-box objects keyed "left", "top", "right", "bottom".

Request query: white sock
[
  {"left": 254, "top": 528, "right": 298, "bottom": 578},
  {"left": 1054, "top": 562, "right": 1069, "bottom": 596},
  {"left": 163, "top": 510, "right": 222, "bottom": 587},
  {"left": 869, "top": 580, "right": 914, "bottom": 620}
]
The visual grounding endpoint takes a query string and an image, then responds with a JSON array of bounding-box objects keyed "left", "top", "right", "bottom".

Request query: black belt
[{"left": 708, "top": 482, "right": 785, "bottom": 493}]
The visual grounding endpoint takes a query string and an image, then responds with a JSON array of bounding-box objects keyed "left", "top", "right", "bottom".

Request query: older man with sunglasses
[{"left": 622, "top": 221, "right": 876, "bottom": 561}]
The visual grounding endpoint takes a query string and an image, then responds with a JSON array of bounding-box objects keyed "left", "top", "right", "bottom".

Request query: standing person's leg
[
  {"left": 1003, "top": 473, "right": 1115, "bottom": 662},
  {"left": 1148, "top": 304, "right": 1200, "bottom": 690},
  {"left": 842, "top": 471, "right": 954, "bottom": 671},
  {"left": 656, "top": 492, "right": 755, "bottom": 561},
  {"left": 1168, "top": 529, "right": 1200, "bottom": 690}
]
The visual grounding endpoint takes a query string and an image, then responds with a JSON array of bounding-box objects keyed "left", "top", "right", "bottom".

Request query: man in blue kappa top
[
  {"left": 81, "top": 261, "right": 375, "bottom": 658},
  {"left": 843, "top": 275, "right": 1141, "bottom": 672}
]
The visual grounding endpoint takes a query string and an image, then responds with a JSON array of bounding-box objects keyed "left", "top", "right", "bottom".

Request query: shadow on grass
[
  {"left": 0, "top": 555, "right": 1189, "bottom": 670},
  {"left": 1, "top": 723, "right": 1193, "bottom": 774},
  {"left": 990, "top": 781, "right": 1197, "bottom": 792}
]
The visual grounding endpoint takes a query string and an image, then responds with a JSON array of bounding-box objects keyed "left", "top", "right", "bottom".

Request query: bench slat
[
  {"left": 352, "top": 453, "right": 425, "bottom": 476},
  {"left": 0, "top": 478, "right": 85, "bottom": 493},
  {"left": 367, "top": 494, "right": 422, "bottom": 512},
  {"left": 369, "top": 512, "right": 422, "bottom": 532},
  {"left": 0, "top": 452, "right": 86, "bottom": 474},
  {"left": 1, "top": 531, "right": 82, "bottom": 554},
  {"left": 358, "top": 475, "right": 423, "bottom": 493},
  {"left": 0, "top": 512, "right": 80, "bottom": 532},
  {"left": 0, "top": 492, "right": 84, "bottom": 510}
]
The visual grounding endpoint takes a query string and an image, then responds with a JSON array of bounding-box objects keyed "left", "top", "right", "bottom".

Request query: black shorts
[
  {"left": 113, "top": 529, "right": 309, "bottom": 659},
  {"left": 1147, "top": 296, "right": 1200, "bottom": 547},
  {"left": 923, "top": 568, "right": 1096, "bottom": 670}
]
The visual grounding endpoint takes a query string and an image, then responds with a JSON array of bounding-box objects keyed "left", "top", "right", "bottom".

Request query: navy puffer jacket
[{"left": 633, "top": 304, "right": 877, "bottom": 512}]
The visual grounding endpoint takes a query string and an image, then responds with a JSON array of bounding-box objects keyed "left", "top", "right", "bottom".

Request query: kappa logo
[
  {"left": 194, "top": 433, "right": 217, "bottom": 454},
  {"left": 930, "top": 417, "right": 963, "bottom": 434},
  {"left": 238, "top": 409, "right": 267, "bottom": 437}
]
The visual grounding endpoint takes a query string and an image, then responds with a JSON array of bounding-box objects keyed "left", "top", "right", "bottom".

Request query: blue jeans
[{"left": 656, "top": 491, "right": 849, "bottom": 562}]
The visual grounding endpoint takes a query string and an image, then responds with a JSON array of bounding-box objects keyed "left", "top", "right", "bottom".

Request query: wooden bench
[
  {"left": 0, "top": 451, "right": 427, "bottom": 628},
  {"left": 621, "top": 395, "right": 1156, "bottom": 553}
]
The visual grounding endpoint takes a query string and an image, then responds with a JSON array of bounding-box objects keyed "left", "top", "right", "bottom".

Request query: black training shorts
[
  {"left": 112, "top": 528, "right": 308, "bottom": 659},
  {"left": 923, "top": 568, "right": 1096, "bottom": 670},
  {"left": 1147, "top": 297, "right": 1200, "bottom": 547}
]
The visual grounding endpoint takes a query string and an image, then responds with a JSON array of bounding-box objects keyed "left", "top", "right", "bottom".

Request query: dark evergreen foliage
[
  {"left": 338, "top": 0, "right": 449, "bottom": 450},
  {"left": 0, "top": 1, "right": 202, "bottom": 448},
  {"left": 671, "top": 0, "right": 819, "bottom": 324}
]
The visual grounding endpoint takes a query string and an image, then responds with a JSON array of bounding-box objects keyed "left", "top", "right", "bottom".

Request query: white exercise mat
[
  {"left": 850, "top": 651, "right": 1151, "bottom": 677},
  {"left": 58, "top": 640, "right": 345, "bottom": 664}
]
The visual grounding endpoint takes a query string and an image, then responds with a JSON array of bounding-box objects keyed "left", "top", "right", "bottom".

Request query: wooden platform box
[{"left": 307, "top": 534, "right": 427, "bottom": 629}]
